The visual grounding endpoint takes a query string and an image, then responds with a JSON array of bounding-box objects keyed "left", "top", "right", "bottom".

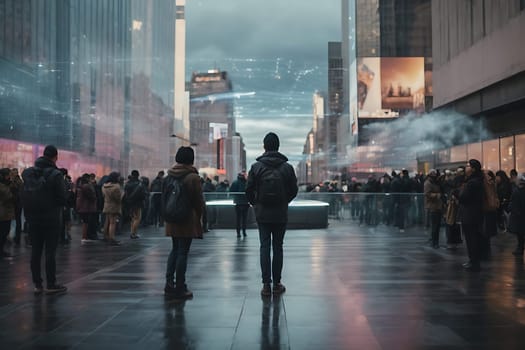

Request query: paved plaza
[{"left": 1, "top": 221, "right": 525, "bottom": 349}]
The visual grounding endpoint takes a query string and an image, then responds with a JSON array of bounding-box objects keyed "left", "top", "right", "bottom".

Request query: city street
[{"left": 1, "top": 221, "right": 525, "bottom": 349}]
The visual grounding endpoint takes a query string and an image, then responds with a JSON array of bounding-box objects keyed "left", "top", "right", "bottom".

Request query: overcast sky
[{"left": 186, "top": 1, "right": 341, "bottom": 169}]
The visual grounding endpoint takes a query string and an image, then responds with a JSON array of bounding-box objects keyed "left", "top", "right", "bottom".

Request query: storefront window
[
  {"left": 467, "top": 142, "right": 482, "bottom": 162},
  {"left": 500, "top": 136, "right": 515, "bottom": 173},
  {"left": 450, "top": 144, "right": 467, "bottom": 163},
  {"left": 482, "top": 139, "right": 499, "bottom": 171},
  {"left": 515, "top": 134, "right": 525, "bottom": 173}
]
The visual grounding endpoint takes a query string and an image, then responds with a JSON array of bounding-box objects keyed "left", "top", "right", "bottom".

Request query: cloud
[{"left": 187, "top": 1, "right": 341, "bottom": 62}]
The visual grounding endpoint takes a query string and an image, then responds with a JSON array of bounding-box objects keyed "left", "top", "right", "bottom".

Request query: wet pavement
[{"left": 1, "top": 221, "right": 525, "bottom": 350}]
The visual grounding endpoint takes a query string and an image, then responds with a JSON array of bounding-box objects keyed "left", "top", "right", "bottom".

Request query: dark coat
[
  {"left": 163, "top": 164, "right": 205, "bottom": 239},
  {"left": 22, "top": 156, "right": 67, "bottom": 226},
  {"left": 458, "top": 172, "right": 484, "bottom": 226},
  {"left": 246, "top": 151, "right": 298, "bottom": 224},
  {"left": 124, "top": 177, "right": 144, "bottom": 209},
  {"left": 0, "top": 182, "right": 15, "bottom": 221},
  {"left": 229, "top": 176, "right": 249, "bottom": 205},
  {"left": 508, "top": 186, "right": 525, "bottom": 234}
]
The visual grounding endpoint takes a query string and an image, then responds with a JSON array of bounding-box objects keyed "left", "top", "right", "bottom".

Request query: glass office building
[{"left": 0, "top": 0, "right": 175, "bottom": 179}]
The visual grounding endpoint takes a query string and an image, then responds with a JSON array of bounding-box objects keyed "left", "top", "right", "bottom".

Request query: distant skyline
[{"left": 186, "top": 1, "right": 341, "bottom": 169}]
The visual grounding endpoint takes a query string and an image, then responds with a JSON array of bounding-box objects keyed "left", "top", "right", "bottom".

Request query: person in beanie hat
[
  {"left": 162, "top": 146, "right": 204, "bottom": 299},
  {"left": 457, "top": 159, "right": 484, "bottom": 271},
  {"left": 22, "top": 145, "right": 68, "bottom": 294},
  {"left": 246, "top": 132, "right": 298, "bottom": 296}
]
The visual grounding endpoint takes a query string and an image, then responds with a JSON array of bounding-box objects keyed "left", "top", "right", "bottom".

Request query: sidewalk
[{"left": 1, "top": 221, "right": 524, "bottom": 349}]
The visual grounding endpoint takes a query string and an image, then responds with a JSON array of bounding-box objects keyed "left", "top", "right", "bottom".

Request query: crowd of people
[
  {"left": 302, "top": 161, "right": 525, "bottom": 272},
  {"left": 0, "top": 133, "right": 299, "bottom": 298},
  {"left": 1, "top": 141, "right": 524, "bottom": 297}
]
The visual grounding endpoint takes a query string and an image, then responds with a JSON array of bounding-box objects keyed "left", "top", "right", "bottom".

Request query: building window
[
  {"left": 500, "top": 136, "right": 515, "bottom": 173},
  {"left": 467, "top": 142, "right": 482, "bottom": 162},
  {"left": 482, "top": 139, "right": 500, "bottom": 171},
  {"left": 515, "top": 134, "right": 525, "bottom": 172}
]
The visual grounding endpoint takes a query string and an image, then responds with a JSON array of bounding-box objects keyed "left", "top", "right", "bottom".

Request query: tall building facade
[
  {"left": 298, "top": 91, "right": 327, "bottom": 185},
  {"left": 342, "top": 0, "right": 433, "bottom": 174},
  {"left": 418, "top": 1, "right": 525, "bottom": 173},
  {"left": 189, "top": 69, "right": 245, "bottom": 181},
  {"left": 0, "top": 0, "right": 180, "bottom": 179}
]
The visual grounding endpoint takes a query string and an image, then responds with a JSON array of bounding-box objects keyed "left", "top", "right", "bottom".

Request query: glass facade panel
[
  {"left": 467, "top": 142, "right": 482, "bottom": 162},
  {"left": 515, "top": 134, "right": 525, "bottom": 173},
  {"left": 500, "top": 136, "right": 515, "bottom": 173},
  {"left": 450, "top": 144, "right": 467, "bottom": 163},
  {"left": 482, "top": 139, "right": 500, "bottom": 171}
]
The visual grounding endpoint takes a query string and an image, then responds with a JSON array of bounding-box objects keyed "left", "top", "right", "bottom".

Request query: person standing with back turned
[
  {"left": 162, "top": 146, "right": 205, "bottom": 299},
  {"left": 22, "top": 145, "right": 67, "bottom": 295},
  {"left": 246, "top": 132, "right": 298, "bottom": 296}
]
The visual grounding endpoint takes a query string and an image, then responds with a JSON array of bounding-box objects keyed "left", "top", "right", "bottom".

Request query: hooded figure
[{"left": 246, "top": 132, "right": 298, "bottom": 297}]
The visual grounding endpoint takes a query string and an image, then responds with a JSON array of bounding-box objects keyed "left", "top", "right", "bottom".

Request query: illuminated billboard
[{"left": 357, "top": 57, "right": 426, "bottom": 118}]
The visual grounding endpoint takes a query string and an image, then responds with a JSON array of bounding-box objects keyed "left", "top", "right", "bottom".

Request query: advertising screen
[
  {"left": 357, "top": 57, "right": 426, "bottom": 118},
  {"left": 380, "top": 57, "right": 425, "bottom": 113}
]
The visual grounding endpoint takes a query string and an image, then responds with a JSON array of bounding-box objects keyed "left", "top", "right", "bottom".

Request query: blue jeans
[
  {"left": 165, "top": 237, "right": 192, "bottom": 288},
  {"left": 258, "top": 223, "right": 286, "bottom": 284}
]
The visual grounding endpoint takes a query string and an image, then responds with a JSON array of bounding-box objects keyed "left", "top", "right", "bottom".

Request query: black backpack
[
  {"left": 126, "top": 181, "right": 146, "bottom": 204},
  {"left": 257, "top": 165, "right": 287, "bottom": 205},
  {"left": 21, "top": 167, "right": 54, "bottom": 218},
  {"left": 162, "top": 174, "right": 191, "bottom": 224}
]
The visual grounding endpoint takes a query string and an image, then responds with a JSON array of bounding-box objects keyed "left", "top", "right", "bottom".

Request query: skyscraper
[
  {"left": 341, "top": 0, "right": 432, "bottom": 173},
  {"left": 189, "top": 69, "right": 244, "bottom": 180}
]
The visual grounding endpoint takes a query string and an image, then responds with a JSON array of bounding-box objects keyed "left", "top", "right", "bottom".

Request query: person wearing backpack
[
  {"left": 124, "top": 170, "right": 145, "bottom": 239},
  {"left": 246, "top": 132, "right": 298, "bottom": 296},
  {"left": 162, "top": 146, "right": 204, "bottom": 299},
  {"left": 21, "top": 145, "right": 67, "bottom": 295}
]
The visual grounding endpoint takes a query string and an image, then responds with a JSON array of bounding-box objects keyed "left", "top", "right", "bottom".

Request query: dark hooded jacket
[
  {"left": 229, "top": 175, "right": 249, "bottom": 205},
  {"left": 162, "top": 164, "right": 205, "bottom": 238},
  {"left": 246, "top": 151, "right": 298, "bottom": 223},
  {"left": 22, "top": 156, "right": 66, "bottom": 226}
]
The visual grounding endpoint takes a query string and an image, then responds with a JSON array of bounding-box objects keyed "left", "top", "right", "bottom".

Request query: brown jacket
[
  {"left": 424, "top": 177, "right": 443, "bottom": 212},
  {"left": 102, "top": 182, "right": 122, "bottom": 215},
  {"left": 164, "top": 164, "right": 204, "bottom": 239},
  {"left": 0, "top": 182, "right": 15, "bottom": 221}
]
